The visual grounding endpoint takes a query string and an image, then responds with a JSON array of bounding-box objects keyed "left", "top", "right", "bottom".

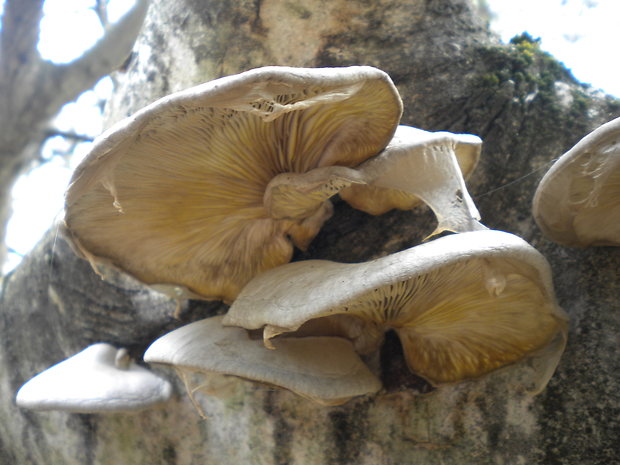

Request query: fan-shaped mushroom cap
[
  {"left": 340, "top": 125, "right": 484, "bottom": 235},
  {"left": 533, "top": 116, "right": 620, "bottom": 247},
  {"left": 144, "top": 316, "right": 381, "bottom": 406},
  {"left": 15, "top": 343, "right": 172, "bottom": 413},
  {"left": 64, "top": 66, "right": 402, "bottom": 303},
  {"left": 224, "top": 230, "right": 567, "bottom": 391}
]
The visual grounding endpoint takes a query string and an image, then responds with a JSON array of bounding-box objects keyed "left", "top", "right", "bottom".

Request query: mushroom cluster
[
  {"left": 225, "top": 229, "right": 567, "bottom": 391},
  {"left": 63, "top": 66, "right": 403, "bottom": 304},
  {"left": 17, "top": 66, "right": 569, "bottom": 415}
]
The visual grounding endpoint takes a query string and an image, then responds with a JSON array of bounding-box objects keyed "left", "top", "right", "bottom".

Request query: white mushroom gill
[{"left": 337, "top": 258, "right": 561, "bottom": 384}]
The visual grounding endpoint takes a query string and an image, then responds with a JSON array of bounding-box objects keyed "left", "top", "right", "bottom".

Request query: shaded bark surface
[{"left": 1, "top": 1, "right": 619, "bottom": 464}]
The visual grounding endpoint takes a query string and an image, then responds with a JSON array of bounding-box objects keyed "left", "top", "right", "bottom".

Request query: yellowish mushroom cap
[
  {"left": 533, "top": 116, "right": 620, "bottom": 247},
  {"left": 64, "top": 66, "right": 402, "bottom": 303},
  {"left": 223, "top": 230, "right": 567, "bottom": 391}
]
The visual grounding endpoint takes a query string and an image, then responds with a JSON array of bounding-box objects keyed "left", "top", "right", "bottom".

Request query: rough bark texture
[{"left": 1, "top": 1, "right": 619, "bottom": 464}]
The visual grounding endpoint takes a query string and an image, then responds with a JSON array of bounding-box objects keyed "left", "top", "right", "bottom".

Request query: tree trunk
[{"left": 1, "top": 1, "right": 618, "bottom": 464}]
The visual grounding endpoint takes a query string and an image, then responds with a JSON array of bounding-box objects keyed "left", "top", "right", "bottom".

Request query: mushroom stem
[
  {"left": 114, "top": 348, "right": 131, "bottom": 370},
  {"left": 263, "top": 166, "right": 365, "bottom": 220}
]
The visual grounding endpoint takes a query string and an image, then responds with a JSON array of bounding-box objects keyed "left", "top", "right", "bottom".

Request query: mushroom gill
[
  {"left": 533, "top": 115, "right": 620, "bottom": 246},
  {"left": 333, "top": 257, "right": 561, "bottom": 384},
  {"left": 224, "top": 230, "right": 568, "bottom": 391},
  {"left": 65, "top": 66, "right": 402, "bottom": 302}
]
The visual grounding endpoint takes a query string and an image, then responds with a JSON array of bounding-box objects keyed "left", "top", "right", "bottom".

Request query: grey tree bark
[{"left": 1, "top": 1, "right": 619, "bottom": 464}]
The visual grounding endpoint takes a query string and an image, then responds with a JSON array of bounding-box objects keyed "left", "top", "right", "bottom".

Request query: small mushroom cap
[
  {"left": 15, "top": 343, "right": 172, "bottom": 413},
  {"left": 340, "top": 125, "right": 481, "bottom": 222},
  {"left": 533, "top": 116, "right": 620, "bottom": 247},
  {"left": 64, "top": 66, "right": 402, "bottom": 303},
  {"left": 144, "top": 316, "right": 381, "bottom": 406},
  {"left": 224, "top": 230, "right": 567, "bottom": 389},
  {"left": 263, "top": 125, "right": 484, "bottom": 237}
]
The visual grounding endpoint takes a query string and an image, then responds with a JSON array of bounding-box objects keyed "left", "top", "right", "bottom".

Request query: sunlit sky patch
[
  {"left": 2, "top": 0, "right": 619, "bottom": 273},
  {"left": 38, "top": 0, "right": 134, "bottom": 62},
  {"left": 488, "top": 0, "right": 619, "bottom": 97}
]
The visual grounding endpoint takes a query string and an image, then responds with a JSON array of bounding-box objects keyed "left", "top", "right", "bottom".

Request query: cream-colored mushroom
[
  {"left": 144, "top": 316, "right": 381, "bottom": 408},
  {"left": 224, "top": 230, "right": 567, "bottom": 392},
  {"left": 15, "top": 343, "right": 172, "bottom": 413},
  {"left": 342, "top": 125, "right": 484, "bottom": 235},
  {"left": 64, "top": 66, "right": 402, "bottom": 303},
  {"left": 533, "top": 116, "right": 620, "bottom": 246},
  {"left": 266, "top": 125, "right": 485, "bottom": 238}
]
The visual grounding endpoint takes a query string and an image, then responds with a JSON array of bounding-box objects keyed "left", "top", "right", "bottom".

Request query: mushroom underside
[
  {"left": 272, "top": 257, "right": 564, "bottom": 386},
  {"left": 65, "top": 67, "right": 402, "bottom": 302},
  {"left": 533, "top": 116, "right": 620, "bottom": 246}
]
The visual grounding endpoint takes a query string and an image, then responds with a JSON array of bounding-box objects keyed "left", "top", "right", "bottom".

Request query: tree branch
[
  {"left": 0, "top": 0, "right": 149, "bottom": 269},
  {"left": 0, "top": 0, "right": 45, "bottom": 70}
]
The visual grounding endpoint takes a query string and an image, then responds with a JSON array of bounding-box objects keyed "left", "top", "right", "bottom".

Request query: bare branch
[
  {"left": 95, "top": 0, "right": 110, "bottom": 29},
  {"left": 44, "top": 130, "right": 95, "bottom": 143},
  {"left": 0, "top": 0, "right": 149, "bottom": 268},
  {"left": 41, "top": 0, "right": 150, "bottom": 126},
  {"left": 0, "top": 0, "right": 45, "bottom": 69}
]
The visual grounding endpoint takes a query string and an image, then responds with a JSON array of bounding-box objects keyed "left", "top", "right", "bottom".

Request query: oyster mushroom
[
  {"left": 267, "top": 125, "right": 485, "bottom": 237},
  {"left": 342, "top": 125, "right": 484, "bottom": 235},
  {"left": 15, "top": 343, "right": 172, "bottom": 413},
  {"left": 224, "top": 230, "right": 567, "bottom": 392},
  {"left": 533, "top": 116, "right": 620, "bottom": 247},
  {"left": 144, "top": 316, "right": 381, "bottom": 408},
  {"left": 64, "top": 66, "right": 402, "bottom": 303}
]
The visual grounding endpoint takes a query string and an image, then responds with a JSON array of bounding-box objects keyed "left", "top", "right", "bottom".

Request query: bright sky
[
  {"left": 2, "top": 0, "right": 619, "bottom": 273},
  {"left": 488, "top": 0, "right": 620, "bottom": 98}
]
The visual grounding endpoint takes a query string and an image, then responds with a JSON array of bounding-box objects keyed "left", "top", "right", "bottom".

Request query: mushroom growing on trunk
[
  {"left": 223, "top": 230, "right": 567, "bottom": 392},
  {"left": 533, "top": 115, "right": 620, "bottom": 247},
  {"left": 16, "top": 343, "right": 172, "bottom": 413},
  {"left": 341, "top": 124, "right": 484, "bottom": 236},
  {"left": 144, "top": 316, "right": 381, "bottom": 409},
  {"left": 64, "top": 66, "right": 403, "bottom": 303},
  {"left": 266, "top": 125, "right": 485, "bottom": 238}
]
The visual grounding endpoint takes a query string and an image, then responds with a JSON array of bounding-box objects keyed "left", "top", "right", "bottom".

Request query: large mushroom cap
[
  {"left": 64, "top": 66, "right": 402, "bottom": 302},
  {"left": 15, "top": 343, "right": 172, "bottom": 413},
  {"left": 144, "top": 316, "right": 381, "bottom": 406},
  {"left": 533, "top": 116, "right": 620, "bottom": 247},
  {"left": 224, "top": 230, "right": 567, "bottom": 390}
]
